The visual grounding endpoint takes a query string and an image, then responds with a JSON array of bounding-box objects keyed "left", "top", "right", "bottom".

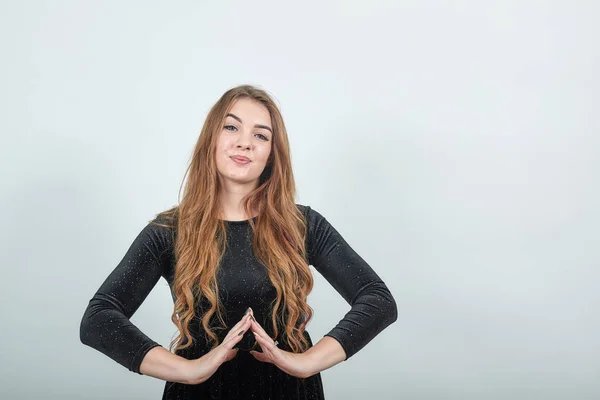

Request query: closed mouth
[{"left": 231, "top": 156, "right": 251, "bottom": 163}]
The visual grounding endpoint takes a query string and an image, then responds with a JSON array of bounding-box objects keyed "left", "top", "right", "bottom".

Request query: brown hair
[{"left": 153, "top": 84, "right": 313, "bottom": 354}]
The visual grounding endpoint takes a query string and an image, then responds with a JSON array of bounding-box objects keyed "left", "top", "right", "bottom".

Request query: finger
[
  {"left": 249, "top": 316, "right": 268, "bottom": 337},
  {"left": 223, "top": 312, "right": 252, "bottom": 343},
  {"left": 223, "top": 321, "right": 251, "bottom": 349},
  {"left": 250, "top": 318, "right": 274, "bottom": 344},
  {"left": 227, "top": 307, "right": 252, "bottom": 333},
  {"left": 253, "top": 331, "right": 278, "bottom": 353},
  {"left": 225, "top": 310, "right": 252, "bottom": 338},
  {"left": 222, "top": 316, "right": 252, "bottom": 349},
  {"left": 223, "top": 318, "right": 245, "bottom": 343}
]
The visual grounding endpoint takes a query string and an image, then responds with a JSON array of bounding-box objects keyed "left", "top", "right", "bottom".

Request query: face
[{"left": 215, "top": 97, "right": 273, "bottom": 188}]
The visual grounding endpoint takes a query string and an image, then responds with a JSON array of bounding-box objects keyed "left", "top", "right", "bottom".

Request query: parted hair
[{"left": 153, "top": 84, "right": 314, "bottom": 354}]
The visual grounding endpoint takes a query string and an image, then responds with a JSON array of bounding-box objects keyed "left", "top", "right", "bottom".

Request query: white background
[{"left": 1, "top": 1, "right": 598, "bottom": 399}]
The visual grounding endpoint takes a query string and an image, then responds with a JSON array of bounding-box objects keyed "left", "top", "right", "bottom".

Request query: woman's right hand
[{"left": 184, "top": 308, "right": 253, "bottom": 385}]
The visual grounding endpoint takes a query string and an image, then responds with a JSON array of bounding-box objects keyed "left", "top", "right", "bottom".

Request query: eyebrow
[{"left": 226, "top": 113, "right": 273, "bottom": 134}]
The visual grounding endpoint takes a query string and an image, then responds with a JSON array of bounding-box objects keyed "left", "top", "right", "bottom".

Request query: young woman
[{"left": 80, "top": 85, "right": 397, "bottom": 399}]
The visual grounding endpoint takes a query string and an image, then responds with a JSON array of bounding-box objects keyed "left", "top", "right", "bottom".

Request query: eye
[
  {"left": 224, "top": 125, "right": 237, "bottom": 132},
  {"left": 255, "top": 133, "right": 269, "bottom": 141}
]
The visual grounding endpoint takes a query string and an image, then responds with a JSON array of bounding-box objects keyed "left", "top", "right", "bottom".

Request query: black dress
[{"left": 80, "top": 204, "right": 397, "bottom": 399}]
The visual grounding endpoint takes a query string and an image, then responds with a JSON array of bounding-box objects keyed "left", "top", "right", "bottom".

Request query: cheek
[
  {"left": 215, "top": 137, "right": 231, "bottom": 166},
  {"left": 258, "top": 144, "right": 272, "bottom": 163},
  {"left": 216, "top": 135, "right": 231, "bottom": 150}
]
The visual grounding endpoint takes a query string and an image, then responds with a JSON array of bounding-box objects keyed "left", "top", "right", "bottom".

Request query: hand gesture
[
  {"left": 186, "top": 309, "right": 253, "bottom": 384},
  {"left": 248, "top": 309, "right": 314, "bottom": 379}
]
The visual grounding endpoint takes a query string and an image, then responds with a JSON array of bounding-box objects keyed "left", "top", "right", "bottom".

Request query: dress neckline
[{"left": 221, "top": 216, "right": 258, "bottom": 225}]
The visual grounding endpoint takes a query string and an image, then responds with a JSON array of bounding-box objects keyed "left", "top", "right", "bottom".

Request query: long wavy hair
[{"left": 152, "top": 85, "right": 314, "bottom": 354}]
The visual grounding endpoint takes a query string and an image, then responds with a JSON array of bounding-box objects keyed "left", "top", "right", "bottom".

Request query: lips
[{"left": 231, "top": 155, "right": 251, "bottom": 164}]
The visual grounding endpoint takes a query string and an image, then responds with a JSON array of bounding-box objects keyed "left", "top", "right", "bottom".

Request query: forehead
[{"left": 227, "top": 97, "right": 271, "bottom": 125}]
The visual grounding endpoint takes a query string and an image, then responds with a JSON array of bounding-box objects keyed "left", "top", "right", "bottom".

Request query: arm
[
  {"left": 304, "top": 205, "right": 398, "bottom": 365},
  {"left": 249, "top": 206, "right": 397, "bottom": 378},
  {"left": 79, "top": 217, "right": 172, "bottom": 375},
  {"left": 138, "top": 346, "right": 195, "bottom": 384},
  {"left": 302, "top": 336, "right": 346, "bottom": 376}
]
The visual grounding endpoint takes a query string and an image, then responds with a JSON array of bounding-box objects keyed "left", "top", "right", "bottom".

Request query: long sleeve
[
  {"left": 303, "top": 205, "right": 398, "bottom": 360},
  {"left": 79, "top": 218, "right": 172, "bottom": 374}
]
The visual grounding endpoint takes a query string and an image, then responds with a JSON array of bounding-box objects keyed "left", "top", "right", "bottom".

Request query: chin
[{"left": 222, "top": 174, "right": 260, "bottom": 185}]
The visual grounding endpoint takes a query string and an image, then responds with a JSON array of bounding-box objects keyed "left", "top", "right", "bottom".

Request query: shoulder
[
  {"left": 149, "top": 207, "right": 178, "bottom": 230},
  {"left": 295, "top": 203, "right": 310, "bottom": 218},
  {"left": 295, "top": 204, "right": 336, "bottom": 264},
  {"left": 295, "top": 203, "right": 326, "bottom": 217},
  {"left": 141, "top": 208, "right": 178, "bottom": 255},
  {"left": 294, "top": 203, "right": 328, "bottom": 231}
]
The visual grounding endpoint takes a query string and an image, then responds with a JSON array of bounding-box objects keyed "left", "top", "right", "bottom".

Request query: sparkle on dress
[{"left": 80, "top": 204, "right": 397, "bottom": 399}]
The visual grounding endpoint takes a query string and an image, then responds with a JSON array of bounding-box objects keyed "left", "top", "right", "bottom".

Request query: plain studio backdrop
[{"left": 0, "top": 1, "right": 598, "bottom": 399}]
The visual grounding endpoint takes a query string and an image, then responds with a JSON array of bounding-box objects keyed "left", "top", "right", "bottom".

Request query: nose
[{"left": 235, "top": 128, "right": 252, "bottom": 149}]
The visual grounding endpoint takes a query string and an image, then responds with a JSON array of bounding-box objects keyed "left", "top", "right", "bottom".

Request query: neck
[{"left": 218, "top": 179, "right": 258, "bottom": 221}]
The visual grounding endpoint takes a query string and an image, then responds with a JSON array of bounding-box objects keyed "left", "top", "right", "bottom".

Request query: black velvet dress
[{"left": 80, "top": 204, "right": 397, "bottom": 399}]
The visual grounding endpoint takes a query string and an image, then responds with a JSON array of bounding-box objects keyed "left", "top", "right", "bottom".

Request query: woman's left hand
[{"left": 248, "top": 311, "right": 314, "bottom": 379}]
